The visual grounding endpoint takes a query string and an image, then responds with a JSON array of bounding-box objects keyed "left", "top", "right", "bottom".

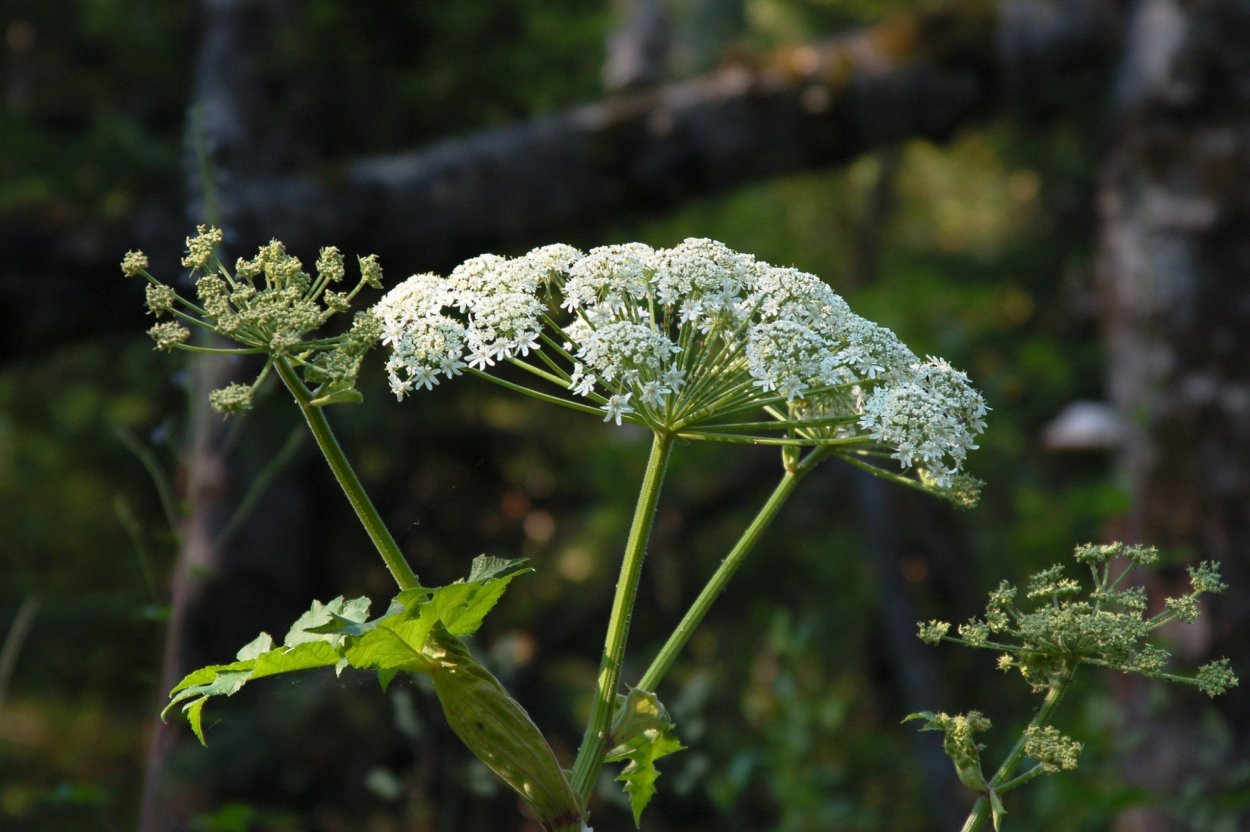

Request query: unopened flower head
[
  {"left": 121, "top": 250, "right": 149, "bottom": 277},
  {"left": 919, "top": 543, "right": 1238, "bottom": 697},
  {"left": 376, "top": 238, "right": 987, "bottom": 495},
  {"left": 124, "top": 231, "right": 385, "bottom": 413},
  {"left": 181, "top": 225, "right": 223, "bottom": 271}
]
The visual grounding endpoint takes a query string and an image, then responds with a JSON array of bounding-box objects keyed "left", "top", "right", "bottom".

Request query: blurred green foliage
[{"left": 5, "top": 1, "right": 1236, "bottom": 830}]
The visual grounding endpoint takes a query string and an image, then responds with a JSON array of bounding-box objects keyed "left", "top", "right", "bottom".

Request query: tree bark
[{"left": 1097, "top": 0, "right": 1250, "bottom": 827}]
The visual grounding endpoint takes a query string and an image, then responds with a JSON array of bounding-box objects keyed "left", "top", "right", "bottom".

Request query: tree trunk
[
  {"left": 1097, "top": 1, "right": 1250, "bottom": 827},
  {"left": 138, "top": 2, "right": 319, "bottom": 829}
]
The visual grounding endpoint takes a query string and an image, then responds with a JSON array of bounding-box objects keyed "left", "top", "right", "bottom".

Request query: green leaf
[
  {"left": 607, "top": 728, "right": 684, "bottom": 827},
  {"left": 344, "top": 614, "right": 437, "bottom": 674},
  {"left": 185, "top": 696, "right": 209, "bottom": 746},
  {"left": 163, "top": 597, "right": 371, "bottom": 743},
  {"left": 989, "top": 788, "right": 1007, "bottom": 831},
  {"left": 235, "top": 633, "right": 274, "bottom": 661},
  {"left": 605, "top": 692, "right": 684, "bottom": 827},
  {"left": 284, "top": 596, "right": 372, "bottom": 647},
  {"left": 164, "top": 558, "right": 533, "bottom": 746},
  {"left": 442, "top": 555, "right": 533, "bottom": 637},
  {"left": 467, "top": 554, "right": 526, "bottom": 583},
  {"left": 902, "top": 711, "right": 940, "bottom": 730}
]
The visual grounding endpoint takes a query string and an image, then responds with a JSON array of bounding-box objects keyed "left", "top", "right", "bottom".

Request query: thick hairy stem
[{"left": 569, "top": 431, "right": 675, "bottom": 802}]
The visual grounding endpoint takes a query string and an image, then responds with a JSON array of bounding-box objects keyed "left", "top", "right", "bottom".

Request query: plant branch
[
  {"left": 273, "top": 356, "right": 419, "bottom": 590},
  {"left": 569, "top": 430, "right": 675, "bottom": 803},
  {"left": 637, "top": 448, "right": 827, "bottom": 691}
]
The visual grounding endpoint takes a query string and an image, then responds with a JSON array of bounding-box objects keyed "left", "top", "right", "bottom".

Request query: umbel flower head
[
  {"left": 122, "top": 227, "right": 383, "bottom": 414},
  {"left": 918, "top": 542, "right": 1239, "bottom": 698},
  {"left": 376, "top": 238, "right": 987, "bottom": 501}
]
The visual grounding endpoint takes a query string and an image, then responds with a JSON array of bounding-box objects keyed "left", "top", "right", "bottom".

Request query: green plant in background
[
  {"left": 910, "top": 542, "right": 1238, "bottom": 831},
  {"left": 122, "top": 228, "right": 1229, "bottom": 830}
]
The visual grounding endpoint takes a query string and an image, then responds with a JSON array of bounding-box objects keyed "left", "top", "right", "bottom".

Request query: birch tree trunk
[{"left": 1097, "top": 1, "right": 1250, "bottom": 827}]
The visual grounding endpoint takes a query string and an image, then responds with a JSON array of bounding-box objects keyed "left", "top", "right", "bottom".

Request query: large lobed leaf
[{"left": 164, "top": 556, "right": 531, "bottom": 744}]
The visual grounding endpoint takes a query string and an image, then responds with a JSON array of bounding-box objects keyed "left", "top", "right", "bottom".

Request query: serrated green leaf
[
  {"left": 168, "top": 660, "right": 254, "bottom": 696},
  {"left": 466, "top": 554, "right": 528, "bottom": 583},
  {"left": 441, "top": 557, "right": 532, "bottom": 637},
  {"left": 236, "top": 632, "right": 274, "bottom": 661},
  {"left": 165, "top": 559, "right": 532, "bottom": 748},
  {"left": 604, "top": 688, "right": 683, "bottom": 825},
  {"left": 608, "top": 727, "right": 684, "bottom": 827},
  {"left": 164, "top": 598, "right": 363, "bottom": 742},
  {"left": 185, "top": 697, "right": 209, "bottom": 746},
  {"left": 284, "top": 596, "right": 372, "bottom": 647},
  {"left": 250, "top": 641, "right": 341, "bottom": 680},
  {"left": 304, "top": 611, "right": 382, "bottom": 637},
  {"left": 166, "top": 668, "right": 251, "bottom": 713},
  {"left": 343, "top": 615, "right": 437, "bottom": 674}
]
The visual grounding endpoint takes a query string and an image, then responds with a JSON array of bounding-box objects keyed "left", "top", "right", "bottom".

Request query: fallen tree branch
[{"left": 1, "top": 1, "right": 1118, "bottom": 359}]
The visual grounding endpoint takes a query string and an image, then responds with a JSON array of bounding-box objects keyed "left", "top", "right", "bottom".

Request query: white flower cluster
[
  {"left": 375, "top": 238, "right": 987, "bottom": 487},
  {"left": 859, "top": 357, "right": 988, "bottom": 486}
]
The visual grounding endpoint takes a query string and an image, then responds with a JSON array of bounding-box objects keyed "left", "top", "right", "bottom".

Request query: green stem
[
  {"left": 273, "top": 357, "right": 419, "bottom": 591},
  {"left": 960, "top": 665, "right": 1076, "bottom": 832},
  {"left": 569, "top": 431, "right": 675, "bottom": 803},
  {"left": 638, "top": 449, "right": 826, "bottom": 691},
  {"left": 996, "top": 763, "right": 1045, "bottom": 794}
]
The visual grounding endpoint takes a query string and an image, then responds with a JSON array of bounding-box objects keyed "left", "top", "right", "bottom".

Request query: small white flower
[
  {"left": 601, "top": 392, "right": 635, "bottom": 426},
  {"left": 467, "top": 342, "right": 497, "bottom": 370},
  {"left": 858, "top": 357, "right": 988, "bottom": 487},
  {"left": 638, "top": 380, "right": 671, "bottom": 409},
  {"left": 409, "top": 365, "right": 439, "bottom": 391},
  {"left": 570, "top": 366, "right": 597, "bottom": 397},
  {"left": 523, "top": 243, "right": 583, "bottom": 282}
]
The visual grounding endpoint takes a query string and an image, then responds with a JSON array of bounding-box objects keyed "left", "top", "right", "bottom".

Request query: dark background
[{"left": 2, "top": 1, "right": 1248, "bottom": 830}]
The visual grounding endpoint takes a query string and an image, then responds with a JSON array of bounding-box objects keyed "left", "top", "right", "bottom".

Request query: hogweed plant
[{"left": 122, "top": 228, "right": 1232, "bottom": 829}]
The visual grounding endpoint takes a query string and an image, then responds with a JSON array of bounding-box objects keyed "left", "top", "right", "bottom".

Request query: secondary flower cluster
[
  {"left": 917, "top": 542, "right": 1239, "bottom": 698},
  {"left": 122, "top": 227, "right": 383, "bottom": 413},
  {"left": 375, "top": 238, "right": 987, "bottom": 493}
]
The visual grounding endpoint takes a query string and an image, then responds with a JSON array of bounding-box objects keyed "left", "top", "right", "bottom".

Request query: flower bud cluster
[
  {"left": 919, "top": 543, "right": 1238, "bottom": 698},
  {"left": 122, "top": 228, "right": 383, "bottom": 414},
  {"left": 376, "top": 238, "right": 988, "bottom": 494}
]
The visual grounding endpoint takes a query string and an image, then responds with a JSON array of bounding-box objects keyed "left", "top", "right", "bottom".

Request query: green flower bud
[
  {"left": 209, "top": 383, "right": 254, "bottom": 415},
  {"left": 917, "top": 620, "right": 951, "bottom": 645},
  {"left": 181, "top": 225, "right": 223, "bottom": 271},
  {"left": 149, "top": 321, "right": 190, "bottom": 351},
  {"left": 1023, "top": 725, "right": 1082, "bottom": 773},
  {"left": 145, "top": 283, "right": 176, "bottom": 317},
  {"left": 121, "top": 250, "right": 149, "bottom": 277}
]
